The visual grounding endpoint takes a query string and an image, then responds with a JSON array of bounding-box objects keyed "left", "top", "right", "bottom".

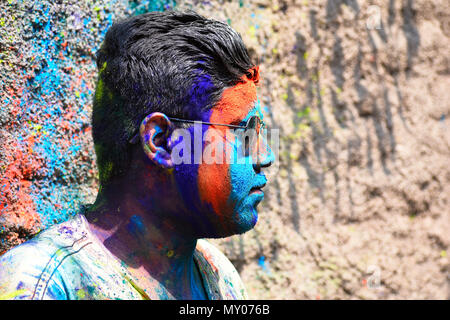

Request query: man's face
[{"left": 172, "top": 75, "right": 274, "bottom": 238}]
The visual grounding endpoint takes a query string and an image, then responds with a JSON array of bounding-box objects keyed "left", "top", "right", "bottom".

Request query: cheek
[
  {"left": 197, "top": 132, "right": 253, "bottom": 216},
  {"left": 174, "top": 162, "right": 201, "bottom": 212},
  {"left": 229, "top": 162, "right": 254, "bottom": 203},
  {"left": 197, "top": 160, "right": 231, "bottom": 216}
]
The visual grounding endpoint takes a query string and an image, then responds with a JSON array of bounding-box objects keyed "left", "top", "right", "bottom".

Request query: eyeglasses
[{"left": 129, "top": 115, "right": 266, "bottom": 145}]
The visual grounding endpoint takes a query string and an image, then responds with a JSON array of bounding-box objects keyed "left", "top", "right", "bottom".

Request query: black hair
[{"left": 92, "top": 10, "right": 255, "bottom": 185}]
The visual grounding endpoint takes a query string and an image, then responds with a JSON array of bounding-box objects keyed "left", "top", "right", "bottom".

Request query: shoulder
[
  {"left": 0, "top": 215, "right": 87, "bottom": 300},
  {"left": 195, "top": 239, "right": 248, "bottom": 300},
  {"left": 0, "top": 236, "right": 63, "bottom": 299},
  {"left": 195, "top": 240, "right": 237, "bottom": 274}
]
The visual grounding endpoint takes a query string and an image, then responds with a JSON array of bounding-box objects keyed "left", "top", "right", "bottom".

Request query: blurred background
[{"left": 0, "top": 0, "right": 448, "bottom": 299}]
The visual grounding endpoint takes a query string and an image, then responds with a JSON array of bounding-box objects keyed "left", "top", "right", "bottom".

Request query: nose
[{"left": 260, "top": 146, "right": 275, "bottom": 168}]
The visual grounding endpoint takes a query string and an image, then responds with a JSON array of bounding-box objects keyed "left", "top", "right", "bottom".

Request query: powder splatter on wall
[{"left": 0, "top": 0, "right": 177, "bottom": 252}]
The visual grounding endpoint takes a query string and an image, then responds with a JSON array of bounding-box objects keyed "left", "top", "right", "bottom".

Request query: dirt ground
[{"left": 1, "top": 0, "right": 449, "bottom": 299}]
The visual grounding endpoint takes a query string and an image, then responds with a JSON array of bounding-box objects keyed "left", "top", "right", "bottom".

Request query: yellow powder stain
[
  {"left": 0, "top": 289, "right": 28, "bottom": 300},
  {"left": 76, "top": 289, "right": 86, "bottom": 299},
  {"left": 167, "top": 250, "right": 174, "bottom": 258},
  {"left": 248, "top": 25, "right": 256, "bottom": 39},
  {"left": 55, "top": 249, "right": 65, "bottom": 257}
]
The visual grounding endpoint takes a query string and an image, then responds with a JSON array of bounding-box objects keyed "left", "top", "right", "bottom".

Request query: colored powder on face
[
  {"left": 210, "top": 75, "right": 258, "bottom": 125},
  {"left": 186, "top": 72, "right": 216, "bottom": 120},
  {"left": 197, "top": 73, "right": 258, "bottom": 218},
  {"left": 127, "top": 215, "right": 147, "bottom": 236}
]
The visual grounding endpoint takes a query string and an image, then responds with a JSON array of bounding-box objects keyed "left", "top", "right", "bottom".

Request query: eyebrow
[{"left": 228, "top": 100, "right": 258, "bottom": 125}]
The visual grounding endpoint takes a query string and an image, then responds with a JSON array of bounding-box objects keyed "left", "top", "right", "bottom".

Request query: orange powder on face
[
  {"left": 197, "top": 71, "right": 258, "bottom": 217},
  {"left": 210, "top": 71, "right": 258, "bottom": 124}
]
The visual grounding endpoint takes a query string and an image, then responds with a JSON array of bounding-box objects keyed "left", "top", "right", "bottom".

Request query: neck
[{"left": 85, "top": 183, "right": 204, "bottom": 299}]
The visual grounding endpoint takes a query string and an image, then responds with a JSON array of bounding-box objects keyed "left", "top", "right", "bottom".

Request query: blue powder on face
[
  {"left": 227, "top": 102, "right": 268, "bottom": 233},
  {"left": 127, "top": 215, "right": 146, "bottom": 235},
  {"left": 185, "top": 72, "right": 216, "bottom": 120}
]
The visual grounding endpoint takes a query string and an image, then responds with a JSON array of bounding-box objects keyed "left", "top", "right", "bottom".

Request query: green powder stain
[
  {"left": 100, "top": 160, "right": 114, "bottom": 183},
  {"left": 95, "top": 76, "right": 113, "bottom": 104},
  {"left": 95, "top": 79, "right": 105, "bottom": 103},
  {"left": 100, "top": 61, "right": 107, "bottom": 73}
]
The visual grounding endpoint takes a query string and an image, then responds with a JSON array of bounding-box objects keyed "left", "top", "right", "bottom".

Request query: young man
[{"left": 0, "top": 11, "right": 274, "bottom": 300}]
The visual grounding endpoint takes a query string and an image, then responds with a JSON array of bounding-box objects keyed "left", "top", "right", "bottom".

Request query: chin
[
  {"left": 209, "top": 202, "right": 260, "bottom": 238},
  {"left": 234, "top": 205, "right": 259, "bottom": 234},
  {"left": 197, "top": 193, "right": 263, "bottom": 238},
  {"left": 207, "top": 218, "right": 257, "bottom": 238}
]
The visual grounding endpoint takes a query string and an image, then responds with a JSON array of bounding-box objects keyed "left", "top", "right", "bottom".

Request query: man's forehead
[{"left": 209, "top": 78, "right": 258, "bottom": 124}]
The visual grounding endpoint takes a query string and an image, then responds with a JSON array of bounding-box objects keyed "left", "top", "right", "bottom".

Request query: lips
[{"left": 250, "top": 182, "right": 266, "bottom": 194}]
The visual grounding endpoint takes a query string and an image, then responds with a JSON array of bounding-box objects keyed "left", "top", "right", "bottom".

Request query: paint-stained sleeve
[{"left": 0, "top": 241, "right": 68, "bottom": 300}]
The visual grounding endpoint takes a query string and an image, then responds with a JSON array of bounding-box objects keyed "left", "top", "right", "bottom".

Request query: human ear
[{"left": 139, "top": 112, "right": 173, "bottom": 169}]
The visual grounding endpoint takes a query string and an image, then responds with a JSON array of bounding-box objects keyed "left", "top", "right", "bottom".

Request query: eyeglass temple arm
[
  {"left": 129, "top": 117, "right": 248, "bottom": 144},
  {"left": 168, "top": 117, "right": 246, "bottom": 129}
]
